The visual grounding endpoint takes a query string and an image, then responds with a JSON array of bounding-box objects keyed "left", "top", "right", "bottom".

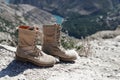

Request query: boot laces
[
  {"left": 56, "top": 25, "right": 66, "bottom": 51},
  {"left": 56, "top": 25, "right": 61, "bottom": 46},
  {"left": 33, "top": 27, "right": 43, "bottom": 56}
]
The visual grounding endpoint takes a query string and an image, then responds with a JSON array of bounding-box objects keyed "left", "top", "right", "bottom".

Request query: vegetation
[
  {"left": 62, "top": 4, "right": 120, "bottom": 39},
  {"left": 61, "top": 35, "right": 83, "bottom": 51},
  {"left": 61, "top": 36, "right": 75, "bottom": 49}
]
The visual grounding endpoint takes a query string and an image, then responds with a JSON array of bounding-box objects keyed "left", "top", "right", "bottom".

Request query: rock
[{"left": 114, "top": 35, "right": 120, "bottom": 42}]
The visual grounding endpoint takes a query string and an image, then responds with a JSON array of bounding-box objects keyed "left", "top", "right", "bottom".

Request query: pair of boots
[{"left": 16, "top": 24, "right": 77, "bottom": 67}]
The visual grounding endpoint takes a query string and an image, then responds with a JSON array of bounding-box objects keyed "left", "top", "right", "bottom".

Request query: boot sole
[
  {"left": 42, "top": 49, "right": 76, "bottom": 62},
  {"left": 50, "top": 54, "right": 76, "bottom": 62},
  {"left": 15, "top": 54, "right": 54, "bottom": 67},
  {"left": 59, "top": 57, "right": 76, "bottom": 62}
]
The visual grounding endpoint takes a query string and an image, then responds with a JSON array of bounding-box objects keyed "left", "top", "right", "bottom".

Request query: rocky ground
[{"left": 0, "top": 35, "right": 120, "bottom": 80}]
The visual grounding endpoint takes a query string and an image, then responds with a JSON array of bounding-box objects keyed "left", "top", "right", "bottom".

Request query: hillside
[
  {"left": 0, "top": 2, "right": 56, "bottom": 46},
  {"left": 0, "top": 2, "right": 56, "bottom": 26},
  {"left": 10, "top": 0, "right": 120, "bottom": 16}
]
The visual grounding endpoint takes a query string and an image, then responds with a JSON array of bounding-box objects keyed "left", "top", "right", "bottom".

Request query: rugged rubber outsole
[
  {"left": 15, "top": 54, "right": 55, "bottom": 67},
  {"left": 59, "top": 57, "right": 76, "bottom": 62},
  {"left": 42, "top": 49, "right": 76, "bottom": 62}
]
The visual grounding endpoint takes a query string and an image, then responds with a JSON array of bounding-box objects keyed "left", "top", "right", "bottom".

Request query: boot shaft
[
  {"left": 42, "top": 24, "right": 77, "bottom": 61},
  {"left": 16, "top": 26, "right": 56, "bottom": 66},
  {"left": 18, "top": 26, "right": 38, "bottom": 47},
  {"left": 43, "top": 24, "right": 61, "bottom": 45}
]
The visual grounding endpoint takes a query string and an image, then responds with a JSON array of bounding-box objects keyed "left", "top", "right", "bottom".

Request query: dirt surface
[{"left": 0, "top": 36, "right": 120, "bottom": 80}]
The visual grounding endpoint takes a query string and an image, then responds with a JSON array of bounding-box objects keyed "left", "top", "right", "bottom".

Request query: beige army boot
[
  {"left": 16, "top": 26, "right": 56, "bottom": 67},
  {"left": 42, "top": 24, "right": 77, "bottom": 62}
]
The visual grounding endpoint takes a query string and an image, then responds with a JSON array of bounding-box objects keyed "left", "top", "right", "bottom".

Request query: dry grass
[{"left": 77, "top": 38, "right": 92, "bottom": 57}]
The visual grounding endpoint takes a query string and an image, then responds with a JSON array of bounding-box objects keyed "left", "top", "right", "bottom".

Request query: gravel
[{"left": 0, "top": 36, "right": 120, "bottom": 80}]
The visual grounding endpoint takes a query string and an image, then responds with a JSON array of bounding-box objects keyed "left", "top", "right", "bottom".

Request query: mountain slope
[
  {"left": 10, "top": 0, "right": 120, "bottom": 16},
  {"left": 9, "top": 0, "right": 120, "bottom": 39},
  {"left": 0, "top": 2, "right": 56, "bottom": 46}
]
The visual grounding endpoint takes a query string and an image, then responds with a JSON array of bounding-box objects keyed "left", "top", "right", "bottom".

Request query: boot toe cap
[
  {"left": 61, "top": 49, "right": 78, "bottom": 61},
  {"left": 40, "top": 53, "right": 56, "bottom": 65}
]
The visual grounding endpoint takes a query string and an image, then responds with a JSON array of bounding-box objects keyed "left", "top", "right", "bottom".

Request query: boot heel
[{"left": 15, "top": 55, "right": 27, "bottom": 62}]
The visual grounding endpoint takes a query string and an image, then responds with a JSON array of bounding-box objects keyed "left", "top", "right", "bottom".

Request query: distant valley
[{"left": 9, "top": 0, "right": 120, "bottom": 38}]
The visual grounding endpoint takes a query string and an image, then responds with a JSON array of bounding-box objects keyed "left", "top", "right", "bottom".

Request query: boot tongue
[
  {"left": 29, "top": 27, "right": 39, "bottom": 31},
  {"left": 19, "top": 26, "right": 30, "bottom": 29},
  {"left": 29, "top": 27, "right": 34, "bottom": 30}
]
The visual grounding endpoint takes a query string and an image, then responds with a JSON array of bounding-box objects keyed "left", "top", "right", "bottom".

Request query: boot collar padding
[
  {"left": 19, "top": 26, "right": 39, "bottom": 31},
  {"left": 19, "top": 26, "right": 30, "bottom": 29}
]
